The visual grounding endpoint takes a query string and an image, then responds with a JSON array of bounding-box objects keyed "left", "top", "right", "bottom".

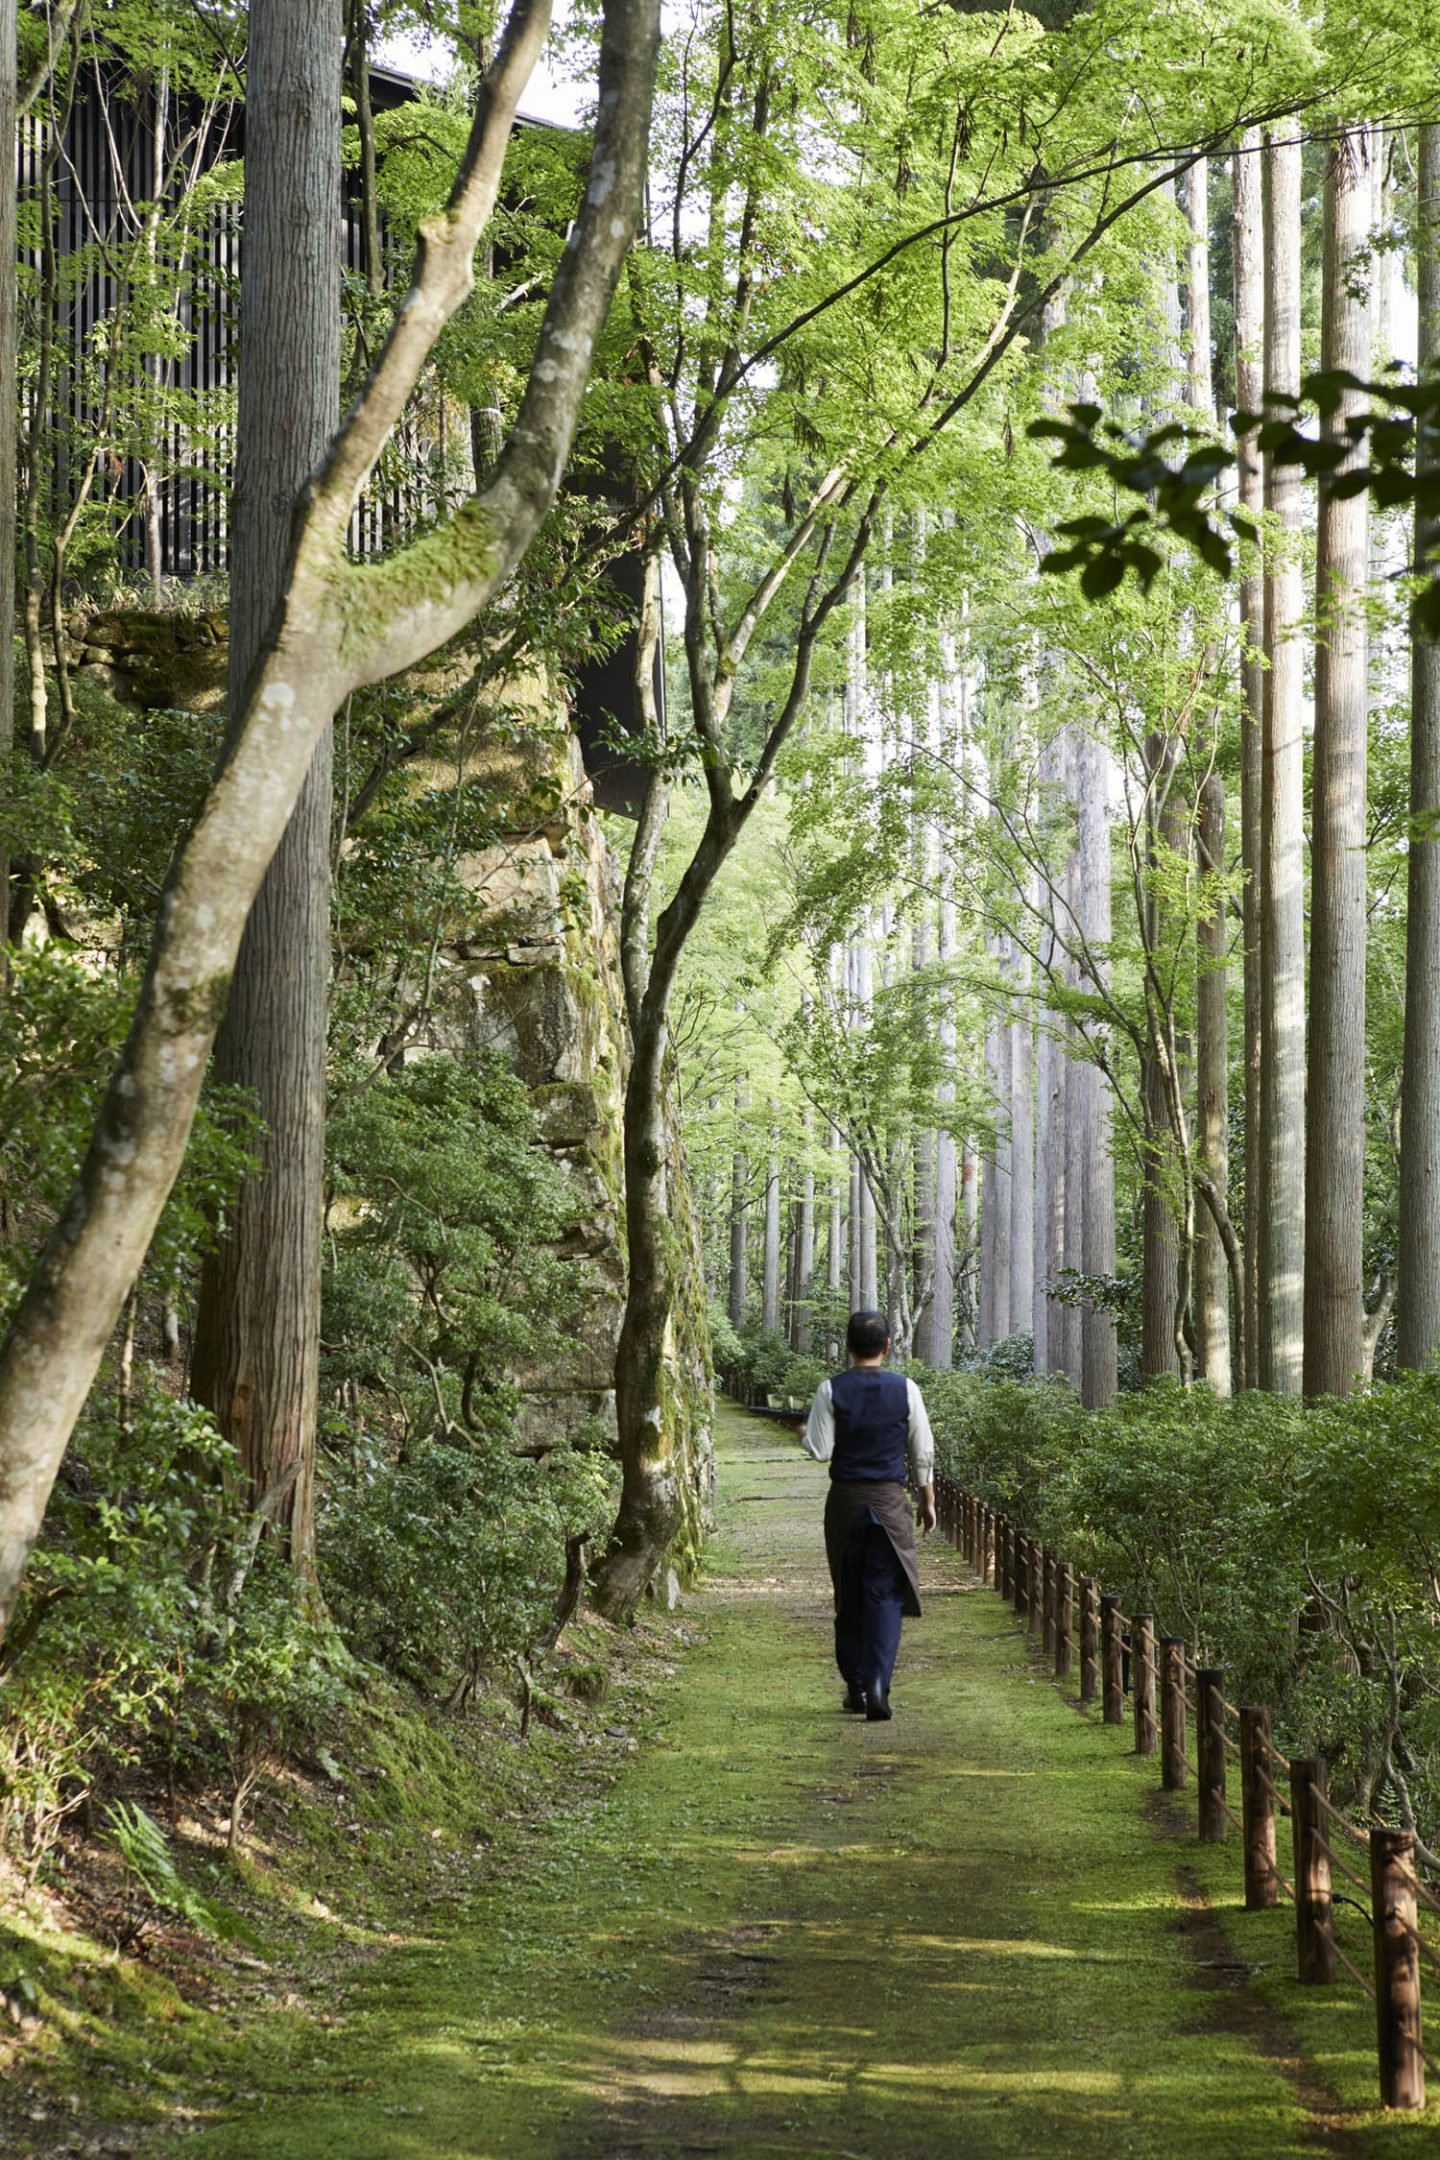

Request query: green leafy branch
[{"left": 1030, "top": 370, "right": 1440, "bottom": 631}]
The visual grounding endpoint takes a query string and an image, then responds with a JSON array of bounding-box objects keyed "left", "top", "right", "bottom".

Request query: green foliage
[
  {"left": 706, "top": 1299, "right": 744, "bottom": 1374},
  {"left": 325, "top": 1055, "right": 574, "bottom": 1410},
  {"left": 0, "top": 1378, "right": 344, "bottom": 1866},
  {"left": 932, "top": 1372, "right": 1440, "bottom": 1839},
  {"left": 318, "top": 1056, "right": 613, "bottom": 1694},
  {"left": 318, "top": 1422, "right": 615, "bottom": 1695},
  {"left": 1033, "top": 372, "right": 1440, "bottom": 638},
  {"left": 0, "top": 947, "right": 258, "bottom": 1314}
]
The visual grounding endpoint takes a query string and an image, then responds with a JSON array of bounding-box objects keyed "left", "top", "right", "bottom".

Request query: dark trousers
[{"left": 833, "top": 1508, "right": 907, "bottom": 1702}]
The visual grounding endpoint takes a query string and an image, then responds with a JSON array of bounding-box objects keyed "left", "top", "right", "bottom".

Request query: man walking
[{"left": 794, "top": 1310, "right": 937, "bottom": 1723}]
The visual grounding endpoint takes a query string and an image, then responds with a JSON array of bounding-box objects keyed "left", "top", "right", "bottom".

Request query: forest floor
[{"left": 5, "top": 1399, "right": 1435, "bottom": 2159}]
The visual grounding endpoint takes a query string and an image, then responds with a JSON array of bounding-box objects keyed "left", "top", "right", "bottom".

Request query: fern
[{"left": 102, "top": 1801, "right": 220, "bottom": 1936}]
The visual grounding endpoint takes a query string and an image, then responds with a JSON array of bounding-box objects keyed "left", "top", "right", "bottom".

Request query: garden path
[{"left": 183, "top": 1402, "right": 1398, "bottom": 2160}]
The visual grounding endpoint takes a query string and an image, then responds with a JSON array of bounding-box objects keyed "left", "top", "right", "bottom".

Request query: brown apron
[{"left": 823, "top": 1479, "right": 922, "bottom": 1618}]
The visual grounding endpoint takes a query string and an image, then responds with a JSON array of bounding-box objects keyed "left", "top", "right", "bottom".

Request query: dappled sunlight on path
[{"left": 181, "top": 1404, "right": 1397, "bottom": 2160}]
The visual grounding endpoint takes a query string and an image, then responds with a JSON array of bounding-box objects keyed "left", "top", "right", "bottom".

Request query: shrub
[
  {"left": 318, "top": 1422, "right": 616, "bottom": 1699},
  {"left": 928, "top": 1367, "right": 1440, "bottom": 1839}
]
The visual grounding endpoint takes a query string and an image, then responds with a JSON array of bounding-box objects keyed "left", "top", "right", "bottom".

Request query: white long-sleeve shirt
[{"left": 800, "top": 1374, "right": 935, "bottom": 1486}]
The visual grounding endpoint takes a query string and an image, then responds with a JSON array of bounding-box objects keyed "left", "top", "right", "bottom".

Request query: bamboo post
[
  {"left": 1160, "top": 1638, "right": 1187, "bottom": 1790},
  {"left": 1132, "top": 1615, "right": 1156, "bottom": 1756},
  {"left": 1197, "top": 1667, "right": 1227, "bottom": 1842},
  {"left": 1101, "top": 1595, "right": 1124, "bottom": 1724},
  {"left": 1240, "top": 1707, "right": 1278, "bottom": 1910},
  {"left": 1042, "top": 1546, "right": 1056, "bottom": 1653},
  {"left": 1370, "top": 1827, "right": 1425, "bottom": 2109},
  {"left": 1290, "top": 1758, "right": 1336, "bottom": 1985},
  {"left": 1079, "top": 1577, "right": 1100, "bottom": 1703},
  {"left": 1055, "top": 1562, "right": 1073, "bottom": 1680}
]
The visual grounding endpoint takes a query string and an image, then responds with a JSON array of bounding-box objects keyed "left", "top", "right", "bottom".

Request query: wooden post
[
  {"left": 1028, "top": 1541, "right": 1044, "bottom": 1635},
  {"left": 1291, "top": 1757, "right": 1336, "bottom": 1984},
  {"left": 1132, "top": 1615, "right": 1157, "bottom": 1756},
  {"left": 1240, "top": 1707, "right": 1278, "bottom": 1909},
  {"left": 998, "top": 1517, "right": 1011, "bottom": 1601},
  {"left": 1101, "top": 1595, "right": 1124, "bottom": 1724},
  {"left": 1079, "top": 1578, "right": 1100, "bottom": 1703},
  {"left": 983, "top": 1508, "right": 996, "bottom": 1586},
  {"left": 1198, "top": 1667, "right": 1227, "bottom": 1842},
  {"left": 1160, "top": 1638, "right": 1187, "bottom": 1790},
  {"left": 1013, "top": 1534, "right": 1029, "bottom": 1619},
  {"left": 1055, "top": 1562, "right": 1074, "bottom": 1680},
  {"left": 1042, "top": 1547, "right": 1056, "bottom": 1653},
  {"left": 1371, "top": 1826, "right": 1425, "bottom": 2109}
]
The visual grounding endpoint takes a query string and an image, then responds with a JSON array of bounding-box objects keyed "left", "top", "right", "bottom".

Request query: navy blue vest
[{"left": 828, "top": 1367, "right": 910, "bottom": 1483}]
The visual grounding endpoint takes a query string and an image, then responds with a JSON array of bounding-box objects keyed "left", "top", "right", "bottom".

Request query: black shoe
[
  {"left": 866, "top": 1690, "right": 893, "bottom": 1723},
  {"left": 843, "top": 1687, "right": 868, "bottom": 1714}
]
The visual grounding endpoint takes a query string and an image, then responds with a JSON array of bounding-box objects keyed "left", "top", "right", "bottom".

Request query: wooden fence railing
[{"left": 935, "top": 1475, "right": 1439, "bottom": 2113}]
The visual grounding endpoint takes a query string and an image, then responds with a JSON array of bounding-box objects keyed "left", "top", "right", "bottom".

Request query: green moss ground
[{"left": 9, "top": 1401, "right": 1437, "bottom": 2157}]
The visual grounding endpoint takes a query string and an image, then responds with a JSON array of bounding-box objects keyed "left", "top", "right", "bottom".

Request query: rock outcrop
[
  {"left": 444, "top": 692, "right": 714, "bottom": 1573},
  {"left": 93, "top": 614, "right": 716, "bottom": 1585}
]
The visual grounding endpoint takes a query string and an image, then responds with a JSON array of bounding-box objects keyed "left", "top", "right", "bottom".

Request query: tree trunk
[
  {"left": 1076, "top": 729, "right": 1118, "bottom": 1407},
  {"left": 927, "top": 851, "right": 958, "bottom": 1368},
  {"left": 761, "top": 1148, "right": 781, "bottom": 1333},
  {"left": 826, "top": 1122, "right": 844, "bottom": 1360},
  {"left": 0, "top": 0, "right": 16, "bottom": 994},
  {"left": 982, "top": 988, "right": 1012, "bottom": 1344},
  {"left": 1141, "top": 734, "right": 1182, "bottom": 1382},
  {"left": 1305, "top": 125, "right": 1371, "bottom": 1398},
  {"left": 1233, "top": 129, "right": 1265, "bottom": 1390},
  {"left": 793, "top": 1112, "right": 815, "bottom": 1354},
  {"left": 1185, "top": 155, "right": 1231, "bottom": 1398},
  {"left": 1258, "top": 127, "right": 1306, "bottom": 1396},
  {"left": 190, "top": 0, "right": 344, "bottom": 1570},
  {"left": 728, "top": 1100, "right": 748, "bottom": 1329},
  {"left": 959, "top": 1139, "right": 978, "bottom": 1349},
  {"left": 1034, "top": 738, "right": 1063, "bottom": 1376},
  {"left": 1398, "top": 124, "right": 1440, "bottom": 1373},
  {"left": 1008, "top": 959, "right": 1035, "bottom": 1346},
  {"left": 1033, "top": 1007, "right": 1057, "bottom": 1374}
]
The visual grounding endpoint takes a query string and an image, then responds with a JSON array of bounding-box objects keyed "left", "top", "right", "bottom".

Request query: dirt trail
[{"left": 180, "top": 1403, "right": 1403, "bottom": 2160}]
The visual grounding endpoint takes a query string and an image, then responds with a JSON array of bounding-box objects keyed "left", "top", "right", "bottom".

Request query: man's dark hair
[{"left": 846, "top": 1310, "right": 890, "bottom": 1359}]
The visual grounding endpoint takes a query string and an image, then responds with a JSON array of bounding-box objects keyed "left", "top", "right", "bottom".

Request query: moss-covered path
[{"left": 182, "top": 1403, "right": 1420, "bottom": 2159}]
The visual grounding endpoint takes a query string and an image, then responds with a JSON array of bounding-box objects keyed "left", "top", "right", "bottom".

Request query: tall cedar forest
[{"left": 7, "top": 0, "right": 1440, "bottom": 2147}]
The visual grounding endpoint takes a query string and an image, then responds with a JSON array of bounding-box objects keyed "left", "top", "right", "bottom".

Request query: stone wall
[{"left": 440, "top": 696, "right": 714, "bottom": 1578}]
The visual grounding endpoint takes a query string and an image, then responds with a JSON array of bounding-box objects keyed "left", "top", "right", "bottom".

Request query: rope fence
[{"left": 937, "top": 1478, "right": 1434, "bottom": 2112}]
